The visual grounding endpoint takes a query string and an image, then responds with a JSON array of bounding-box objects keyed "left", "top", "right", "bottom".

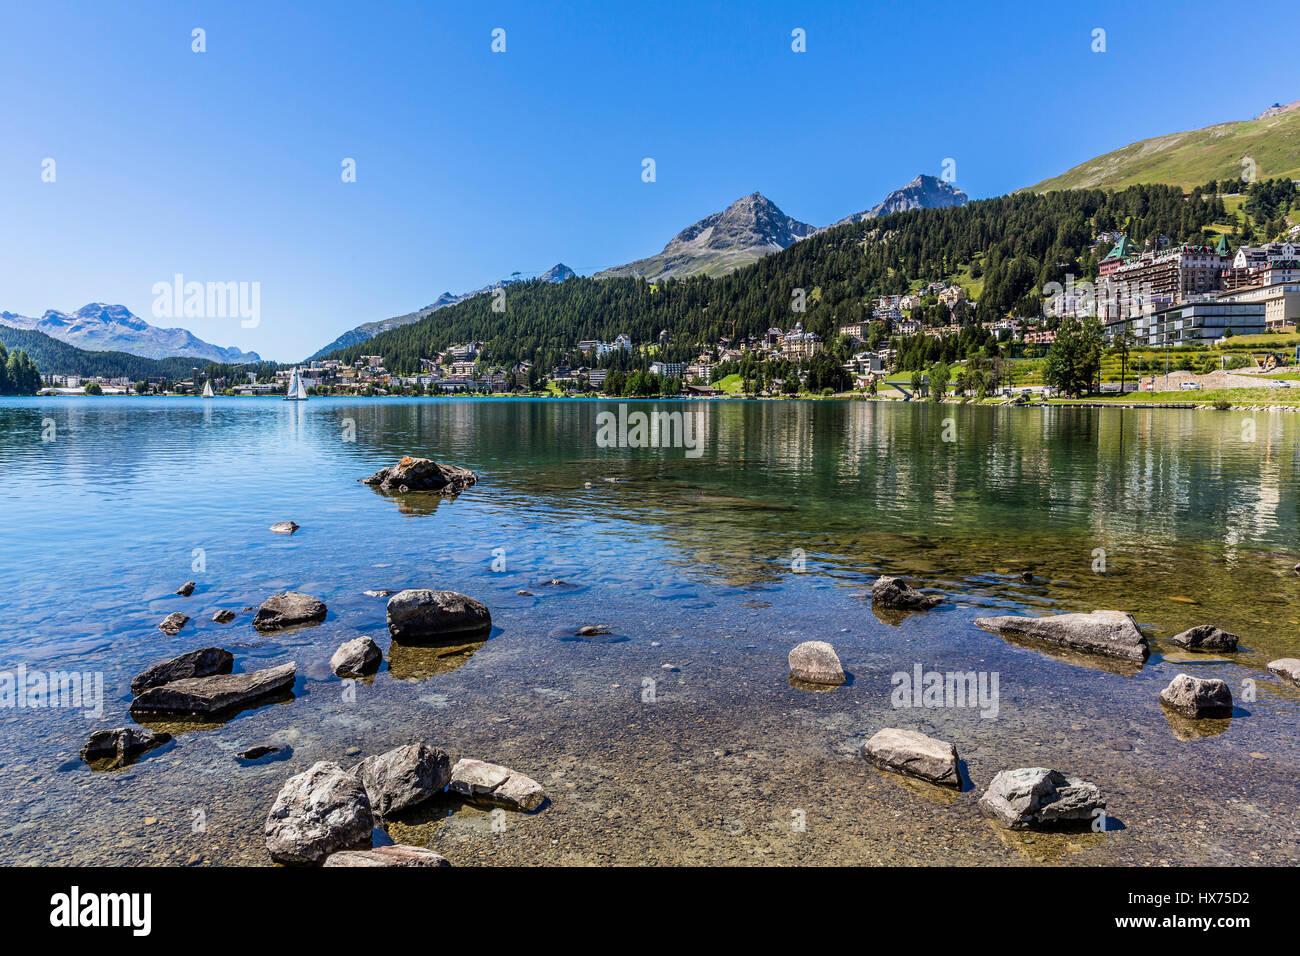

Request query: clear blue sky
[{"left": 1, "top": 0, "right": 1296, "bottom": 361}]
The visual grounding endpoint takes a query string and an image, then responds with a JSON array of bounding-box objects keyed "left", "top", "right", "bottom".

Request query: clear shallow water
[{"left": 0, "top": 396, "right": 1297, "bottom": 865}]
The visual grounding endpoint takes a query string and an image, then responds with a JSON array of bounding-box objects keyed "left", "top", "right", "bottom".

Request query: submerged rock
[
  {"left": 871, "top": 576, "right": 943, "bottom": 611},
  {"left": 862, "top": 728, "right": 960, "bottom": 788},
  {"left": 211, "top": 609, "right": 236, "bottom": 624},
  {"left": 175, "top": 581, "right": 196, "bottom": 597},
  {"left": 787, "top": 641, "right": 845, "bottom": 686},
  {"left": 449, "top": 758, "right": 545, "bottom": 811},
  {"left": 253, "top": 591, "right": 327, "bottom": 631},
  {"left": 1159, "top": 674, "right": 1233, "bottom": 718},
  {"left": 81, "top": 727, "right": 172, "bottom": 770},
  {"left": 978, "top": 768, "right": 1105, "bottom": 830},
  {"left": 330, "top": 637, "right": 382, "bottom": 678},
  {"left": 576, "top": 625, "right": 610, "bottom": 636},
  {"left": 1268, "top": 658, "right": 1300, "bottom": 685},
  {"left": 974, "top": 610, "right": 1148, "bottom": 662},
  {"left": 350, "top": 743, "right": 451, "bottom": 816},
  {"left": 386, "top": 589, "right": 491, "bottom": 642},
  {"left": 131, "top": 647, "right": 233, "bottom": 696},
  {"left": 360, "top": 456, "right": 478, "bottom": 497},
  {"left": 1167, "top": 624, "right": 1239, "bottom": 652},
  {"left": 270, "top": 521, "right": 299, "bottom": 534},
  {"left": 129, "top": 662, "right": 297, "bottom": 718},
  {"left": 235, "top": 744, "right": 285, "bottom": 762},
  {"left": 158, "top": 612, "right": 190, "bottom": 636},
  {"left": 264, "top": 761, "right": 373, "bottom": 865},
  {"left": 323, "top": 845, "right": 450, "bottom": 867}
]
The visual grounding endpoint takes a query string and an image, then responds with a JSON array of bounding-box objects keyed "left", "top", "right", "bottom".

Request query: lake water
[{"left": 1, "top": 396, "right": 1298, "bottom": 865}]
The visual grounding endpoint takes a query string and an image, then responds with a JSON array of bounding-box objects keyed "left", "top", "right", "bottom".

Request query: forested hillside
[
  {"left": 0, "top": 325, "right": 201, "bottom": 380},
  {"left": 331, "top": 184, "right": 1222, "bottom": 375}
]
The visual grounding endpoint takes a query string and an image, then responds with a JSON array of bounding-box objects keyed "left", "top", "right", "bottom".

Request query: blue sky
[{"left": 1, "top": 0, "right": 1296, "bottom": 361}]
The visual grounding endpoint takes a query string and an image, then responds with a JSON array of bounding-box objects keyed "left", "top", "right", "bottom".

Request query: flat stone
[
  {"left": 788, "top": 641, "right": 845, "bottom": 685},
  {"left": 81, "top": 727, "right": 172, "bottom": 770},
  {"left": 974, "top": 610, "right": 1148, "bottom": 662},
  {"left": 1268, "top": 658, "right": 1300, "bottom": 684},
  {"left": 349, "top": 743, "right": 451, "bottom": 816},
  {"left": 1167, "top": 624, "right": 1239, "bottom": 652},
  {"left": 449, "top": 758, "right": 545, "bottom": 811},
  {"left": 862, "top": 728, "right": 960, "bottom": 788},
  {"left": 175, "top": 581, "right": 196, "bottom": 597},
  {"left": 386, "top": 589, "right": 491, "bottom": 642},
  {"left": 158, "top": 612, "right": 190, "bottom": 636},
  {"left": 979, "top": 767, "right": 1105, "bottom": 830},
  {"left": 235, "top": 744, "right": 283, "bottom": 761},
  {"left": 871, "top": 576, "right": 943, "bottom": 611},
  {"left": 264, "top": 761, "right": 372, "bottom": 865},
  {"left": 129, "top": 662, "right": 296, "bottom": 718},
  {"left": 1160, "top": 674, "right": 1233, "bottom": 718},
  {"left": 131, "top": 646, "right": 233, "bottom": 695},
  {"left": 253, "top": 591, "right": 327, "bottom": 631},
  {"left": 270, "top": 521, "right": 299, "bottom": 534},
  {"left": 211, "top": 609, "right": 236, "bottom": 623},
  {"left": 323, "top": 845, "right": 450, "bottom": 867},
  {"left": 330, "top": 637, "right": 382, "bottom": 678}
]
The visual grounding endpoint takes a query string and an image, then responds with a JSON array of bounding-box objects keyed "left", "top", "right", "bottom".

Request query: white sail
[
  {"left": 285, "top": 367, "right": 308, "bottom": 400},
  {"left": 295, "top": 369, "right": 308, "bottom": 400},
  {"left": 202, "top": 380, "right": 214, "bottom": 398}
]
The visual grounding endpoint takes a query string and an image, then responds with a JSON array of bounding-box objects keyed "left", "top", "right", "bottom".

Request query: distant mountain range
[
  {"left": 0, "top": 324, "right": 217, "bottom": 381},
  {"left": 308, "top": 263, "right": 576, "bottom": 360},
  {"left": 0, "top": 303, "right": 260, "bottom": 364},
  {"left": 832, "top": 174, "right": 968, "bottom": 225},
  {"left": 1030, "top": 99, "right": 1300, "bottom": 192}
]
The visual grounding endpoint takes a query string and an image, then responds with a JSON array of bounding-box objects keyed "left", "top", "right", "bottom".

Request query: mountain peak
[{"left": 834, "top": 174, "right": 969, "bottom": 225}]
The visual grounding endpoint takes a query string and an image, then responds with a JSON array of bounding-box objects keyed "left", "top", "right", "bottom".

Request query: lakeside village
[{"left": 40, "top": 234, "right": 1300, "bottom": 405}]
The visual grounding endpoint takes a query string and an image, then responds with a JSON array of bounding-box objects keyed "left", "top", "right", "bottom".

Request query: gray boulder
[
  {"left": 270, "top": 521, "right": 299, "bottom": 534},
  {"left": 324, "top": 845, "right": 450, "bottom": 867},
  {"left": 974, "top": 610, "right": 1148, "bottom": 662},
  {"left": 158, "top": 612, "right": 190, "bottom": 636},
  {"left": 131, "top": 647, "right": 233, "bottom": 696},
  {"left": 979, "top": 767, "right": 1105, "bottom": 829},
  {"left": 81, "top": 727, "right": 172, "bottom": 770},
  {"left": 862, "top": 728, "right": 960, "bottom": 788},
  {"left": 349, "top": 743, "right": 451, "bottom": 816},
  {"left": 788, "top": 641, "right": 845, "bottom": 685},
  {"left": 449, "top": 758, "right": 545, "bottom": 811},
  {"left": 253, "top": 591, "right": 327, "bottom": 631},
  {"left": 1159, "top": 674, "right": 1233, "bottom": 718},
  {"left": 211, "top": 609, "right": 236, "bottom": 623},
  {"left": 264, "top": 761, "right": 373, "bottom": 865},
  {"left": 871, "top": 576, "right": 943, "bottom": 611},
  {"left": 386, "top": 589, "right": 491, "bottom": 641},
  {"left": 129, "top": 662, "right": 296, "bottom": 718},
  {"left": 175, "top": 581, "right": 196, "bottom": 597},
  {"left": 360, "top": 456, "right": 477, "bottom": 497},
  {"left": 1167, "top": 624, "right": 1239, "bottom": 652},
  {"left": 1268, "top": 658, "right": 1300, "bottom": 685},
  {"left": 330, "top": 637, "right": 382, "bottom": 678}
]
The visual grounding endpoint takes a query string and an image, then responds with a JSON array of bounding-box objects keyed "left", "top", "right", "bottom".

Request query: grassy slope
[{"left": 1029, "top": 109, "right": 1300, "bottom": 192}]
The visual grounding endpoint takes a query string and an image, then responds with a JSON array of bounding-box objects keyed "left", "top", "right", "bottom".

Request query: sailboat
[
  {"left": 201, "top": 380, "right": 214, "bottom": 398},
  {"left": 285, "top": 367, "right": 308, "bottom": 401}
]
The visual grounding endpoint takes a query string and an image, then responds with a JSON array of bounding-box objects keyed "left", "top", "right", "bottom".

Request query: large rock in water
[
  {"left": 253, "top": 591, "right": 327, "bottom": 631},
  {"left": 129, "top": 662, "right": 296, "bottom": 718},
  {"left": 1159, "top": 674, "right": 1233, "bottom": 718},
  {"left": 330, "top": 637, "right": 382, "bottom": 678},
  {"left": 1167, "top": 624, "right": 1239, "bottom": 652},
  {"left": 862, "top": 728, "right": 961, "bottom": 788},
  {"left": 264, "top": 761, "right": 373, "bottom": 865},
  {"left": 787, "top": 641, "right": 845, "bottom": 685},
  {"left": 131, "top": 647, "right": 233, "bottom": 695},
  {"left": 871, "top": 576, "right": 943, "bottom": 611},
  {"left": 1268, "top": 658, "right": 1300, "bottom": 685},
  {"left": 349, "top": 743, "right": 451, "bottom": 816},
  {"left": 979, "top": 768, "right": 1105, "bottom": 830},
  {"left": 80, "top": 727, "right": 172, "bottom": 770},
  {"left": 386, "top": 589, "right": 491, "bottom": 641},
  {"left": 449, "top": 758, "right": 545, "bottom": 811},
  {"left": 324, "top": 845, "right": 450, "bottom": 867},
  {"left": 360, "top": 456, "right": 478, "bottom": 497},
  {"left": 974, "top": 610, "right": 1148, "bottom": 662}
]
